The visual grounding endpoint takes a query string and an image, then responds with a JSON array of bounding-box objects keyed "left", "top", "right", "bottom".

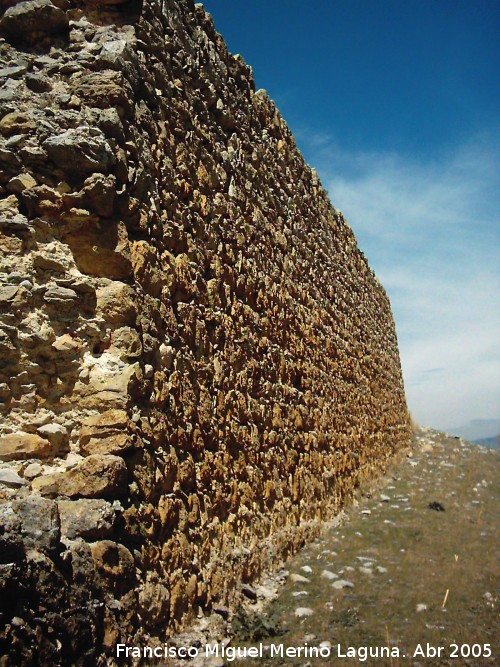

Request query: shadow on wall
[{"left": 69, "top": 0, "right": 144, "bottom": 26}]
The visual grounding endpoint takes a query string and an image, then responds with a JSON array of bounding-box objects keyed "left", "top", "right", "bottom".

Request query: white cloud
[{"left": 302, "top": 132, "right": 500, "bottom": 433}]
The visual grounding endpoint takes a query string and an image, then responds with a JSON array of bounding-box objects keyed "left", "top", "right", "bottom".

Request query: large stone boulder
[
  {"left": 58, "top": 498, "right": 116, "bottom": 540},
  {"left": 0, "top": 433, "right": 55, "bottom": 461},
  {"left": 32, "top": 455, "right": 129, "bottom": 499},
  {"left": 0, "top": 0, "right": 69, "bottom": 44},
  {"left": 43, "top": 127, "right": 115, "bottom": 177}
]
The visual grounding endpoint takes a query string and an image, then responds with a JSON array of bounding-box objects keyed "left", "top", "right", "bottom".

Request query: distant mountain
[
  {"left": 448, "top": 419, "right": 500, "bottom": 442},
  {"left": 474, "top": 434, "right": 500, "bottom": 450}
]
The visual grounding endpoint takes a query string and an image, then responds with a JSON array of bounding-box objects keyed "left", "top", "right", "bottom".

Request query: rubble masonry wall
[{"left": 0, "top": 0, "right": 410, "bottom": 663}]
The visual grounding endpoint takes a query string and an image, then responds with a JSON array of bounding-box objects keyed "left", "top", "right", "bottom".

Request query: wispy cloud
[{"left": 300, "top": 131, "right": 500, "bottom": 432}]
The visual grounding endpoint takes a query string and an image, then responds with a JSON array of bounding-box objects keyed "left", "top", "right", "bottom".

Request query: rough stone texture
[
  {"left": 0, "top": 432, "right": 54, "bottom": 460},
  {"left": 0, "top": 0, "right": 411, "bottom": 663},
  {"left": 0, "top": 1, "right": 69, "bottom": 45},
  {"left": 58, "top": 498, "right": 117, "bottom": 540},
  {"left": 32, "top": 453, "right": 129, "bottom": 498}
]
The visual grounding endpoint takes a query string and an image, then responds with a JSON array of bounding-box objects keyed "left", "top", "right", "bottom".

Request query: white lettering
[
  {"left": 270, "top": 643, "right": 283, "bottom": 657},
  {"left": 414, "top": 644, "right": 425, "bottom": 657},
  {"left": 205, "top": 643, "right": 219, "bottom": 657}
]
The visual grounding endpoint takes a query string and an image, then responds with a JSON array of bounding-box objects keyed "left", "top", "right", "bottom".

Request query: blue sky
[{"left": 202, "top": 0, "right": 500, "bottom": 436}]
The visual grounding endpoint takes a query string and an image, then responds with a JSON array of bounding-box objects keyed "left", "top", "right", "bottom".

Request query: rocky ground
[{"left": 180, "top": 428, "right": 498, "bottom": 667}]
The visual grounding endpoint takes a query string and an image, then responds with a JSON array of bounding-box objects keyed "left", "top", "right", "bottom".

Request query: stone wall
[{"left": 0, "top": 0, "right": 410, "bottom": 663}]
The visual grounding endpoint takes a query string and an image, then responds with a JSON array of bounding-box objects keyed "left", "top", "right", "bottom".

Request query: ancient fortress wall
[{"left": 0, "top": 0, "right": 410, "bottom": 663}]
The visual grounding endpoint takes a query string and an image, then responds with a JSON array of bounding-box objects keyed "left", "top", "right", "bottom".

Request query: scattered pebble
[
  {"left": 0, "top": 469, "right": 27, "bottom": 487},
  {"left": 294, "top": 607, "right": 314, "bottom": 618},
  {"left": 291, "top": 574, "right": 310, "bottom": 584},
  {"left": 23, "top": 462, "right": 43, "bottom": 479},
  {"left": 332, "top": 579, "right": 354, "bottom": 590},
  {"left": 300, "top": 565, "right": 313, "bottom": 574},
  {"left": 416, "top": 603, "right": 427, "bottom": 613},
  {"left": 321, "top": 569, "right": 338, "bottom": 580},
  {"left": 292, "top": 591, "right": 309, "bottom": 598}
]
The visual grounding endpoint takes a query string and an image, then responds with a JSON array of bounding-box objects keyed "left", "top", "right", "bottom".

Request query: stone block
[
  {"left": 32, "top": 454, "right": 128, "bottom": 499},
  {"left": 0, "top": 433, "right": 54, "bottom": 461}
]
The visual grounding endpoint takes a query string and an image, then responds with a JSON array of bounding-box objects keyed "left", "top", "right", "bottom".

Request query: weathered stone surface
[
  {"left": 32, "top": 241, "right": 71, "bottom": 272},
  {"left": 58, "top": 498, "right": 116, "bottom": 540},
  {"left": 43, "top": 126, "right": 115, "bottom": 176},
  {"left": 0, "top": 468, "right": 27, "bottom": 487},
  {"left": 109, "top": 326, "right": 142, "bottom": 359},
  {"left": 25, "top": 72, "right": 53, "bottom": 93},
  {"left": 32, "top": 454, "right": 128, "bottom": 498},
  {"left": 37, "top": 423, "right": 69, "bottom": 451},
  {"left": 73, "top": 173, "right": 116, "bottom": 217},
  {"left": 51, "top": 333, "right": 80, "bottom": 352},
  {"left": 0, "top": 1, "right": 69, "bottom": 43},
  {"left": 0, "top": 502, "right": 24, "bottom": 562},
  {"left": 0, "top": 0, "right": 411, "bottom": 660},
  {"left": 0, "top": 497, "right": 60, "bottom": 561},
  {"left": 71, "top": 70, "right": 133, "bottom": 115},
  {"left": 96, "top": 281, "right": 136, "bottom": 324},
  {"left": 64, "top": 221, "right": 132, "bottom": 279},
  {"left": 10, "top": 496, "right": 60, "bottom": 554},
  {"left": 75, "top": 356, "right": 140, "bottom": 408},
  {"left": 0, "top": 515, "right": 105, "bottom": 665},
  {"left": 7, "top": 173, "right": 37, "bottom": 193},
  {"left": 0, "top": 284, "right": 19, "bottom": 304},
  {"left": 43, "top": 284, "right": 78, "bottom": 303},
  {"left": 138, "top": 575, "right": 170, "bottom": 628},
  {"left": 22, "top": 461, "right": 43, "bottom": 479},
  {"left": 79, "top": 409, "right": 133, "bottom": 455},
  {"left": 79, "top": 409, "right": 128, "bottom": 443},
  {"left": 0, "top": 433, "right": 53, "bottom": 461},
  {"left": 90, "top": 540, "right": 135, "bottom": 594},
  {"left": 0, "top": 112, "right": 35, "bottom": 136}
]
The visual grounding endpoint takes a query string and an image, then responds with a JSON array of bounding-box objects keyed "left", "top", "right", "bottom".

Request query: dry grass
[{"left": 232, "top": 430, "right": 499, "bottom": 666}]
